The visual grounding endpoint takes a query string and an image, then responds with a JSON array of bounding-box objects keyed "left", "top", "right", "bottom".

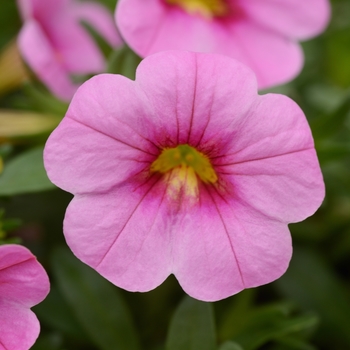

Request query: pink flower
[
  {"left": 17, "top": 0, "right": 123, "bottom": 101},
  {"left": 44, "top": 51, "right": 324, "bottom": 301},
  {"left": 0, "top": 244, "right": 50, "bottom": 349},
  {"left": 115, "top": 0, "right": 330, "bottom": 89}
]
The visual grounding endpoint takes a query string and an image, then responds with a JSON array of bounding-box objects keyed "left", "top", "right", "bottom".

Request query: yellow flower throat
[
  {"left": 151, "top": 144, "right": 217, "bottom": 184},
  {"left": 167, "top": 0, "right": 229, "bottom": 18}
]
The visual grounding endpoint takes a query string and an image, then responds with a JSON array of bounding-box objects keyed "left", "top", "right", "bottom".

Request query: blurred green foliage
[
  {"left": 0, "top": 0, "right": 349, "bottom": 349},
  {"left": 49, "top": 247, "right": 140, "bottom": 350},
  {"left": 166, "top": 297, "right": 216, "bottom": 350},
  {"left": 0, "top": 147, "right": 55, "bottom": 195}
]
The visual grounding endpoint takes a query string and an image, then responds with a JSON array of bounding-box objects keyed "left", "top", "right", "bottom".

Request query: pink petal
[
  {"left": 215, "top": 94, "right": 325, "bottom": 222},
  {"left": 224, "top": 20, "right": 304, "bottom": 88},
  {"left": 116, "top": 0, "right": 325, "bottom": 88},
  {"left": 73, "top": 2, "right": 123, "bottom": 48},
  {"left": 116, "top": 0, "right": 303, "bottom": 88},
  {"left": 117, "top": 0, "right": 240, "bottom": 57},
  {"left": 218, "top": 94, "right": 314, "bottom": 162},
  {"left": 18, "top": 0, "right": 109, "bottom": 75},
  {"left": 135, "top": 51, "right": 257, "bottom": 146},
  {"left": 44, "top": 12, "right": 105, "bottom": 74},
  {"left": 64, "top": 183, "right": 172, "bottom": 292},
  {"left": 0, "top": 245, "right": 49, "bottom": 350},
  {"left": 172, "top": 190, "right": 292, "bottom": 301},
  {"left": 44, "top": 74, "right": 158, "bottom": 194},
  {"left": 0, "top": 245, "right": 50, "bottom": 307},
  {"left": 44, "top": 115, "right": 154, "bottom": 194},
  {"left": 116, "top": 0, "right": 166, "bottom": 56},
  {"left": 226, "top": 150, "right": 325, "bottom": 223},
  {"left": 17, "top": 0, "right": 69, "bottom": 20},
  {"left": 239, "top": 0, "right": 331, "bottom": 40},
  {"left": 0, "top": 303, "right": 40, "bottom": 350},
  {"left": 44, "top": 51, "right": 325, "bottom": 301},
  {"left": 18, "top": 20, "right": 78, "bottom": 101}
]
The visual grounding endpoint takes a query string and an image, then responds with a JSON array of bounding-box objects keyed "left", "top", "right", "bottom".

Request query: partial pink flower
[
  {"left": 44, "top": 51, "right": 325, "bottom": 301},
  {"left": 0, "top": 244, "right": 50, "bottom": 350},
  {"left": 17, "top": 0, "right": 123, "bottom": 101},
  {"left": 115, "top": 0, "right": 330, "bottom": 89}
]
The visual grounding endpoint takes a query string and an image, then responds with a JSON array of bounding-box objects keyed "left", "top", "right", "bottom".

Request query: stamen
[
  {"left": 151, "top": 144, "right": 217, "bottom": 184},
  {"left": 166, "top": 0, "right": 229, "bottom": 19}
]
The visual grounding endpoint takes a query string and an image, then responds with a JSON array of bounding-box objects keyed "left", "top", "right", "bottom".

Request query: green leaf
[
  {"left": 166, "top": 296, "right": 216, "bottom": 350},
  {"left": 325, "top": 26, "right": 350, "bottom": 87},
  {"left": 31, "top": 333, "right": 63, "bottom": 350},
  {"left": 0, "top": 146, "right": 55, "bottom": 196},
  {"left": 23, "top": 83, "right": 68, "bottom": 116},
  {"left": 0, "top": 144, "right": 12, "bottom": 159},
  {"left": 219, "top": 341, "right": 244, "bottom": 350},
  {"left": 1, "top": 218, "right": 21, "bottom": 232},
  {"left": 218, "top": 289, "right": 255, "bottom": 340},
  {"left": 0, "top": 3, "right": 21, "bottom": 49},
  {"left": 275, "top": 248, "right": 350, "bottom": 349},
  {"left": 311, "top": 94, "right": 350, "bottom": 139},
  {"left": 98, "top": 0, "right": 120, "bottom": 11},
  {"left": 33, "top": 285, "right": 88, "bottom": 341},
  {"left": 0, "top": 110, "right": 60, "bottom": 139},
  {"left": 51, "top": 246, "right": 140, "bottom": 350},
  {"left": 230, "top": 302, "right": 318, "bottom": 350},
  {"left": 107, "top": 45, "right": 142, "bottom": 80},
  {"left": 317, "top": 142, "right": 350, "bottom": 164},
  {"left": 273, "top": 336, "right": 317, "bottom": 350}
]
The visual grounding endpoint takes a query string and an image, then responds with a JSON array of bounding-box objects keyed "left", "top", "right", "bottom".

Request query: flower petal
[
  {"left": 226, "top": 150, "right": 325, "bottom": 223},
  {"left": 17, "top": 0, "right": 69, "bottom": 21},
  {"left": 116, "top": 0, "right": 312, "bottom": 88},
  {"left": 116, "top": 0, "right": 166, "bottom": 56},
  {"left": 0, "top": 245, "right": 50, "bottom": 307},
  {"left": 224, "top": 20, "right": 304, "bottom": 88},
  {"left": 135, "top": 51, "right": 257, "bottom": 147},
  {"left": 65, "top": 73, "right": 158, "bottom": 152},
  {"left": 44, "top": 115, "right": 154, "bottom": 194},
  {"left": 44, "top": 73, "right": 160, "bottom": 194},
  {"left": 45, "top": 12, "right": 105, "bottom": 74},
  {"left": 215, "top": 94, "right": 325, "bottom": 222},
  {"left": 63, "top": 182, "right": 172, "bottom": 292},
  {"left": 240, "top": 0, "right": 331, "bottom": 40},
  {"left": 117, "top": 0, "right": 243, "bottom": 57},
  {"left": 172, "top": 187, "right": 292, "bottom": 301},
  {"left": 73, "top": 2, "right": 122, "bottom": 48},
  {"left": 18, "top": 20, "right": 78, "bottom": 101},
  {"left": 44, "top": 50, "right": 325, "bottom": 301},
  {"left": 218, "top": 94, "right": 313, "bottom": 162},
  {"left": 0, "top": 302, "right": 40, "bottom": 350}
]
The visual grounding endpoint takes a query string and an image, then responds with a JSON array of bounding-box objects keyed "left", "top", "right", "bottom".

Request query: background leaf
[
  {"left": 51, "top": 246, "right": 141, "bottom": 350},
  {"left": 33, "top": 285, "right": 88, "bottom": 342},
  {"left": 275, "top": 247, "right": 350, "bottom": 349},
  {"left": 229, "top": 302, "right": 318, "bottom": 350},
  {"left": 107, "top": 45, "right": 141, "bottom": 80},
  {"left": 0, "top": 110, "right": 60, "bottom": 139},
  {"left": 0, "top": 146, "right": 55, "bottom": 195},
  {"left": 219, "top": 341, "right": 244, "bottom": 350},
  {"left": 166, "top": 296, "right": 216, "bottom": 350}
]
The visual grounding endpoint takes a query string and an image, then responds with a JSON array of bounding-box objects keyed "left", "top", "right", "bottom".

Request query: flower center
[
  {"left": 166, "top": 0, "right": 229, "bottom": 18},
  {"left": 151, "top": 144, "right": 217, "bottom": 184}
]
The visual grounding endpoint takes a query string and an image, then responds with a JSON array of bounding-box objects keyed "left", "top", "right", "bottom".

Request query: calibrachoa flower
[
  {"left": 17, "top": 0, "right": 122, "bottom": 101},
  {"left": 116, "top": 0, "right": 330, "bottom": 89},
  {"left": 0, "top": 244, "right": 50, "bottom": 350},
  {"left": 44, "top": 51, "right": 325, "bottom": 301}
]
